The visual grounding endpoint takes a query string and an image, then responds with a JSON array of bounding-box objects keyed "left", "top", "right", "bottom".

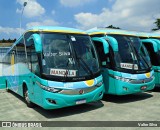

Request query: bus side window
[
  {"left": 16, "top": 38, "right": 26, "bottom": 63},
  {"left": 26, "top": 39, "right": 39, "bottom": 75},
  {"left": 93, "top": 41, "right": 110, "bottom": 68},
  {"left": 143, "top": 42, "right": 158, "bottom": 66},
  {"left": 6, "top": 51, "right": 11, "bottom": 65},
  {"left": 2, "top": 48, "right": 12, "bottom": 69}
]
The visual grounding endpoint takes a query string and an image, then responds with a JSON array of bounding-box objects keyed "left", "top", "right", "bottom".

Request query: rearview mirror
[
  {"left": 91, "top": 37, "right": 109, "bottom": 54},
  {"left": 106, "top": 36, "right": 118, "bottom": 52},
  {"left": 141, "top": 39, "right": 158, "bottom": 52},
  {"left": 27, "top": 34, "right": 42, "bottom": 53}
]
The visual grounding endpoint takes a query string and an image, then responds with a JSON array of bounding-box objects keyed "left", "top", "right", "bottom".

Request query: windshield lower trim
[
  {"left": 112, "top": 66, "right": 152, "bottom": 74},
  {"left": 41, "top": 71, "right": 101, "bottom": 82}
]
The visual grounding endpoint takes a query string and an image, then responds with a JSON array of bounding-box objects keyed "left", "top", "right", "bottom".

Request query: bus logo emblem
[
  {"left": 142, "top": 80, "right": 145, "bottom": 83},
  {"left": 79, "top": 89, "right": 84, "bottom": 94}
]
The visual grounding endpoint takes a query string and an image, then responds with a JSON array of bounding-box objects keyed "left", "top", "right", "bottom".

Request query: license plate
[
  {"left": 141, "top": 86, "right": 147, "bottom": 90},
  {"left": 76, "top": 99, "right": 86, "bottom": 105}
]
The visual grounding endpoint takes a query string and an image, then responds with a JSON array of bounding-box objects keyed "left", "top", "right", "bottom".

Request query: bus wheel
[
  {"left": 24, "top": 88, "right": 34, "bottom": 108},
  {"left": 6, "top": 80, "right": 10, "bottom": 92}
]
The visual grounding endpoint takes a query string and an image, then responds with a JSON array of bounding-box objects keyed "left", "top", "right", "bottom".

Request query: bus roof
[
  {"left": 26, "top": 26, "right": 87, "bottom": 35},
  {"left": 86, "top": 28, "right": 138, "bottom": 36},
  {"left": 11, "top": 26, "right": 87, "bottom": 49},
  {"left": 136, "top": 32, "right": 150, "bottom": 38},
  {"left": 136, "top": 32, "right": 160, "bottom": 38},
  {"left": 149, "top": 33, "right": 160, "bottom": 38}
]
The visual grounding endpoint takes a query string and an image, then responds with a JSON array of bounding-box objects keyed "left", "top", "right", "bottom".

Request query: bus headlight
[
  {"left": 36, "top": 81, "right": 62, "bottom": 93},
  {"left": 114, "top": 76, "right": 131, "bottom": 82},
  {"left": 95, "top": 81, "right": 103, "bottom": 87}
]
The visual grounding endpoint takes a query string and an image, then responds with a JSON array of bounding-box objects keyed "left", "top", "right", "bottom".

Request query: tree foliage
[
  {"left": 0, "top": 38, "right": 16, "bottom": 43},
  {"left": 105, "top": 25, "right": 120, "bottom": 29},
  {"left": 152, "top": 18, "right": 160, "bottom": 31}
]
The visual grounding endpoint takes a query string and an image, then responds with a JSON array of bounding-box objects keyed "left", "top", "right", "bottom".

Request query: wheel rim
[{"left": 25, "top": 90, "right": 30, "bottom": 103}]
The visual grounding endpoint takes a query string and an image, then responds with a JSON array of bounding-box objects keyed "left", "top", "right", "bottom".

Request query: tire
[{"left": 24, "top": 87, "right": 34, "bottom": 108}]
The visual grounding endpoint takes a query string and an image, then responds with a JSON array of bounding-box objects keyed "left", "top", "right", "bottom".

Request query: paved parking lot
[{"left": 0, "top": 88, "right": 160, "bottom": 129}]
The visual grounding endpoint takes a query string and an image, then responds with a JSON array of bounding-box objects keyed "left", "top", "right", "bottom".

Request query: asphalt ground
[{"left": 0, "top": 88, "right": 160, "bottom": 130}]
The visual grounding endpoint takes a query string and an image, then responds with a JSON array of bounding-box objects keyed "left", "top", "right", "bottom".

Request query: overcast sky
[{"left": 0, "top": 0, "right": 160, "bottom": 39}]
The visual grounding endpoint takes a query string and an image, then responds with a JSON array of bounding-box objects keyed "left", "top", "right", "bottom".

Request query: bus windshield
[
  {"left": 41, "top": 33, "right": 100, "bottom": 80},
  {"left": 108, "top": 34, "right": 151, "bottom": 72}
]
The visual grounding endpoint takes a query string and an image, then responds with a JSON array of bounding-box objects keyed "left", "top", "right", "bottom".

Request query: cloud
[
  {"left": 26, "top": 19, "right": 59, "bottom": 28},
  {"left": 16, "top": 0, "right": 45, "bottom": 18},
  {"left": 75, "top": 0, "right": 160, "bottom": 32},
  {"left": 0, "top": 26, "right": 25, "bottom": 35},
  {"left": 108, "top": 0, "right": 114, "bottom": 2},
  {"left": 0, "top": 19, "right": 59, "bottom": 38},
  {"left": 60, "top": 0, "right": 93, "bottom": 7}
]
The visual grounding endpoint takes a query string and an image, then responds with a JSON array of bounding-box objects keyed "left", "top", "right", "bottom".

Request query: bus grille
[
  {"left": 58, "top": 86, "right": 98, "bottom": 95},
  {"left": 129, "top": 77, "right": 154, "bottom": 84}
]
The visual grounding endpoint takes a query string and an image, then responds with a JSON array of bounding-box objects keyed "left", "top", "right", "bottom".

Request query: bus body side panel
[
  {"left": 21, "top": 75, "right": 33, "bottom": 97},
  {"left": 32, "top": 75, "right": 45, "bottom": 107},
  {"left": 155, "top": 71, "right": 159, "bottom": 86},
  {"left": 0, "top": 77, "right": 5, "bottom": 89},
  {"left": 153, "top": 66, "right": 160, "bottom": 87},
  {"left": 102, "top": 68, "right": 116, "bottom": 94},
  {"left": 0, "top": 47, "right": 10, "bottom": 89},
  {"left": 17, "top": 64, "right": 35, "bottom": 99},
  {"left": 156, "top": 66, "right": 160, "bottom": 86},
  {"left": 15, "top": 63, "right": 31, "bottom": 97},
  {"left": 5, "top": 64, "right": 19, "bottom": 94},
  {"left": 0, "top": 62, "right": 5, "bottom": 89},
  {"left": 4, "top": 62, "right": 32, "bottom": 98}
]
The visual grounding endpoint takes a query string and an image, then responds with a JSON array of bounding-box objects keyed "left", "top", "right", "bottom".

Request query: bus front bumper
[
  {"left": 113, "top": 78, "right": 155, "bottom": 95},
  {"left": 41, "top": 85, "right": 104, "bottom": 109}
]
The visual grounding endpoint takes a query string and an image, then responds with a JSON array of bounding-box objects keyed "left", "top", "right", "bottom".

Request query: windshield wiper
[
  {"left": 74, "top": 48, "right": 94, "bottom": 78},
  {"left": 63, "top": 37, "right": 77, "bottom": 81},
  {"left": 63, "top": 57, "right": 76, "bottom": 80},
  {"left": 139, "top": 52, "right": 150, "bottom": 68},
  {"left": 63, "top": 59, "right": 70, "bottom": 80},
  {"left": 127, "top": 38, "right": 150, "bottom": 69},
  {"left": 79, "top": 56, "right": 94, "bottom": 76},
  {"left": 132, "top": 45, "right": 149, "bottom": 69}
]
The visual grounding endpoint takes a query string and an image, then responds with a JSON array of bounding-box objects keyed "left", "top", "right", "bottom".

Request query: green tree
[
  {"left": 106, "top": 25, "right": 120, "bottom": 29},
  {"left": 13, "top": 38, "right": 16, "bottom": 42},
  {"left": 8, "top": 38, "right": 11, "bottom": 43},
  {"left": 2, "top": 39, "right": 5, "bottom": 43},
  {"left": 152, "top": 18, "right": 160, "bottom": 31}
]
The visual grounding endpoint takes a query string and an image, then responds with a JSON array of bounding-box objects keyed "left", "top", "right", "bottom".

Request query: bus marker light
[{"left": 79, "top": 89, "right": 84, "bottom": 94}]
